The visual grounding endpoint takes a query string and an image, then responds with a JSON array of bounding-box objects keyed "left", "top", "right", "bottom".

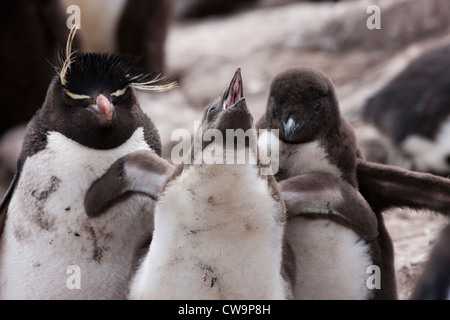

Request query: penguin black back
[
  {"left": 0, "top": 0, "right": 67, "bottom": 136},
  {"left": 117, "top": 0, "right": 172, "bottom": 73},
  {"left": 410, "top": 223, "right": 450, "bottom": 300},
  {"left": 175, "top": 0, "right": 259, "bottom": 19},
  {"left": 363, "top": 44, "right": 450, "bottom": 145},
  {"left": 362, "top": 44, "right": 450, "bottom": 175}
]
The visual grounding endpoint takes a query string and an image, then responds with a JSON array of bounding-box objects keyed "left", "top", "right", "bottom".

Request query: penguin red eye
[
  {"left": 71, "top": 106, "right": 78, "bottom": 111},
  {"left": 314, "top": 103, "right": 321, "bottom": 113}
]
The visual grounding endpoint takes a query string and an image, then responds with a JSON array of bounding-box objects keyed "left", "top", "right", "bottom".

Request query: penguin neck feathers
[
  {"left": 260, "top": 130, "right": 345, "bottom": 184},
  {"left": 322, "top": 118, "right": 358, "bottom": 188},
  {"left": 19, "top": 108, "right": 51, "bottom": 164},
  {"left": 45, "top": 127, "right": 151, "bottom": 159},
  {"left": 159, "top": 148, "right": 285, "bottom": 229},
  {"left": 257, "top": 113, "right": 358, "bottom": 187}
]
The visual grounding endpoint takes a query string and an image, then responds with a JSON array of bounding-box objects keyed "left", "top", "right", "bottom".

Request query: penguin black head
[
  {"left": 201, "top": 68, "right": 253, "bottom": 134},
  {"left": 265, "top": 66, "right": 340, "bottom": 144},
  {"left": 41, "top": 28, "right": 175, "bottom": 150}
]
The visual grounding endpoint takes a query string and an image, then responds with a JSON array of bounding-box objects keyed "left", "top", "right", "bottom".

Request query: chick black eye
[
  {"left": 273, "top": 109, "right": 279, "bottom": 118},
  {"left": 314, "top": 103, "right": 321, "bottom": 113},
  {"left": 208, "top": 106, "right": 217, "bottom": 113}
]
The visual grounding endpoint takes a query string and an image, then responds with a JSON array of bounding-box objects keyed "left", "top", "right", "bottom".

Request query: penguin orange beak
[
  {"left": 88, "top": 94, "right": 115, "bottom": 122},
  {"left": 223, "top": 68, "right": 244, "bottom": 110},
  {"left": 283, "top": 115, "right": 307, "bottom": 141}
]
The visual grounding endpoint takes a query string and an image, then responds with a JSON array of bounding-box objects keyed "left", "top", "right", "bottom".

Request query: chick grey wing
[
  {"left": 279, "top": 172, "right": 378, "bottom": 242},
  {"left": 0, "top": 161, "right": 23, "bottom": 236},
  {"left": 357, "top": 158, "right": 450, "bottom": 215}
]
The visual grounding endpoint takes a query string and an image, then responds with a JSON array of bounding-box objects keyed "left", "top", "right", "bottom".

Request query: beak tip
[{"left": 96, "top": 95, "right": 114, "bottom": 121}]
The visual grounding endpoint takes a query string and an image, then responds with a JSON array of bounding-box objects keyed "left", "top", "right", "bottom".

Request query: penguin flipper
[
  {"left": 84, "top": 150, "right": 174, "bottom": 218},
  {"left": 0, "top": 162, "right": 22, "bottom": 235},
  {"left": 357, "top": 158, "right": 450, "bottom": 215},
  {"left": 279, "top": 172, "right": 378, "bottom": 242}
]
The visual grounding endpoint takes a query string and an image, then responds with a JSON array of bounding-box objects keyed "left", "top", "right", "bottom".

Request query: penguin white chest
[
  {"left": 258, "top": 131, "right": 342, "bottom": 179},
  {"left": 281, "top": 140, "right": 342, "bottom": 179},
  {"left": 0, "top": 128, "right": 154, "bottom": 300},
  {"left": 128, "top": 161, "right": 287, "bottom": 300},
  {"left": 401, "top": 115, "right": 450, "bottom": 174},
  {"left": 286, "top": 217, "right": 374, "bottom": 300}
]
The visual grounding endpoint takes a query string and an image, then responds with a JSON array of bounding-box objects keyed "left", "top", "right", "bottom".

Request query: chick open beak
[{"left": 223, "top": 68, "right": 244, "bottom": 110}]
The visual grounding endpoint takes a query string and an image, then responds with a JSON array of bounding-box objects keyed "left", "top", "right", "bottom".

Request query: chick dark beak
[
  {"left": 223, "top": 68, "right": 244, "bottom": 110},
  {"left": 283, "top": 115, "right": 307, "bottom": 141},
  {"left": 88, "top": 94, "right": 115, "bottom": 122}
]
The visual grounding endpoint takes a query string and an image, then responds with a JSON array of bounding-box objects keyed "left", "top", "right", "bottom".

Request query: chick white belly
[
  {"left": 287, "top": 217, "right": 373, "bottom": 300},
  {"left": 129, "top": 155, "right": 288, "bottom": 300},
  {"left": 0, "top": 129, "right": 154, "bottom": 299}
]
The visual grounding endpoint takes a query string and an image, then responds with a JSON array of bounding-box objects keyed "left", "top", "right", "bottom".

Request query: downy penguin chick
[
  {"left": 258, "top": 66, "right": 450, "bottom": 299},
  {"left": 128, "top": 69, "right": 292, "bottom": 300},
  {"left": 257, "top": 66, "right": 395, "bottom": 299}
]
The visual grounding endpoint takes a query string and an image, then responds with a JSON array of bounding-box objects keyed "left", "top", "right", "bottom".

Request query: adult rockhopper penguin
[{"left": 0, "top": 28, "right": 175, "bottom": 300}]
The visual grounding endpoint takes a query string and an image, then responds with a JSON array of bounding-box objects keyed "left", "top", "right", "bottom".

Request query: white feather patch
[
  {"left": 64, "top": 89, "right": 90, "bottom": 100},
  {"left": 287, "top": 217, "right": 373, "bottom": 300},
  {"left": 128, "top": 147, "right": 288, "bottom": 300},
  {"left": 258, "top": 130, "right": 342, "bottom": 179},
  {"left": 401, "top": 116, "right": 450, "bottom": 173},
  {"left": 0, "top": 127, "right": 156, "bottom": 299}
]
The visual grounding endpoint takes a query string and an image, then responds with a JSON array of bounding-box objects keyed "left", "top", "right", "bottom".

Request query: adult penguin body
[
  {"left": 0, "top": 29, "right": 175, "bottom": 299},
  {"left": 362, "top": 44, "right": 450, "bottom": 176}
]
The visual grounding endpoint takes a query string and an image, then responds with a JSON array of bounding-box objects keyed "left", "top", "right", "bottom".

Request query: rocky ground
[{"left": 1, "top": 0, "right": 450, "bottom": 299}]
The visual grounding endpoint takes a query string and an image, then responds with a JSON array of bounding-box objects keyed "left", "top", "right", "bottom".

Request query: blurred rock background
[{"left": 1, "top": 0, "right": 450, "bottom": 299}]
